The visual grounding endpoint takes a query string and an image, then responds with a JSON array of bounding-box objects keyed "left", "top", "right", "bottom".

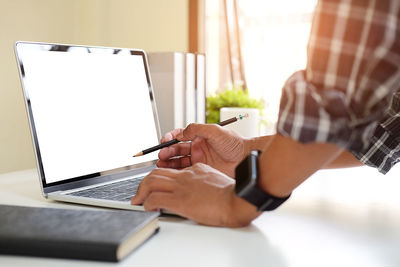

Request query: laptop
[{"left": 15, "top": 41, "right": 162, "bottom": 211}]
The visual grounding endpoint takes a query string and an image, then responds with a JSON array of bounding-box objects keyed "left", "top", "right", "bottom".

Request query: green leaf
[{"left": 206, "top": 86, "right": 265, "bottom": 123}]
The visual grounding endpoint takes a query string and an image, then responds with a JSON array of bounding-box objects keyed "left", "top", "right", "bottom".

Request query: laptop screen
[{"left": 16, "top": 43, "right": 160, "bottom": 186}]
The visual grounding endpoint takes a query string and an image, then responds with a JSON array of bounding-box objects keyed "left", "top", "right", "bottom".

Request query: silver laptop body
[{"left": 15, "top": 41, "right": 162, "bottom": 211}]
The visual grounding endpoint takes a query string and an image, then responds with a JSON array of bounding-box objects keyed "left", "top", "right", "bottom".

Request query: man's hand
[
  {"left": 157, "top": 124, "right": 248, "bottom": 177},
  {"left": 131, "top": 163, "right": 260, "bottom": 227}
]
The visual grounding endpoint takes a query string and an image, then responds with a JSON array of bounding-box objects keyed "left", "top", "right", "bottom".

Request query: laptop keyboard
[{"left": 66, "top": 177, "right": 144, "bottom": 202}]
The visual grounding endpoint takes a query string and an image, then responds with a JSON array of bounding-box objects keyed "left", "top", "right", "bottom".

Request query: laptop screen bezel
[{"left": 15, "top": 41, "right": 162, "bottom": 190}]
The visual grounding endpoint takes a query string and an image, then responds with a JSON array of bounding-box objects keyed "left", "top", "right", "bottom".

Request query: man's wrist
[
  {"left": 224, "top": 192, "right": 260, "bottom": 227},
  {"left": 243, "top": 135, "right": 274, "bottom": 157}
]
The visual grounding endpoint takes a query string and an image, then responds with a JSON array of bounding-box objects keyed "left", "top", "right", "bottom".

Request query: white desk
[{"left": 0, "top": 167, "right": 399, "bottom": 267}]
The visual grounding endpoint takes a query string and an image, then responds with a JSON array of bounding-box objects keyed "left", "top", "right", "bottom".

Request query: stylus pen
[{"left": 132, "top": 113, "right": 249, "bottom": 157}]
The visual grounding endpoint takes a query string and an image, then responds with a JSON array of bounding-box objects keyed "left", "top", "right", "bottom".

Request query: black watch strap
[
  {"left": 240, "top": 186, "right": 291, "bottom": 211},
  {"left": 235, "top": 150, "right": 291, "bottom": 211}
]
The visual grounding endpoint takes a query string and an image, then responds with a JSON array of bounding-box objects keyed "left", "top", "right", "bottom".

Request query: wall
[{"left": 0, "top": 0, "right": 189, "bottom": 174}]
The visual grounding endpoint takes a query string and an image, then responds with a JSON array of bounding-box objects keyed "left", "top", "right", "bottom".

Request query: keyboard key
[{"left": 67, "top": 176, "right": 144, "bottom": 201}]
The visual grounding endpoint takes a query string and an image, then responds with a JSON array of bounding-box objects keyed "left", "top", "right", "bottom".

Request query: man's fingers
[
  {"left": 158, "top": 143, "right": 191, "bottom": 160},
  {"left": 161, "top": 128, "right": 184, "bottom": 143},
  {"left": 131, "top": 175, "right": 175, "bottom": 205},
  {"left": 156, "top": 156, "right": 192, "bottom": 169},
  {"left": 178, "top": 123, "right": 220, "bottom": 142},
  {"left": 150, "top": 167, "right": 183, "bottom": 177},
  {"left": 143, "top": 192, "right": 181, "bottom": 214}
]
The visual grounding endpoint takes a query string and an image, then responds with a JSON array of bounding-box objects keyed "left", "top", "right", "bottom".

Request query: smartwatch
[{"left": 235, "top": 150, "right": 291, "bottom": 211}]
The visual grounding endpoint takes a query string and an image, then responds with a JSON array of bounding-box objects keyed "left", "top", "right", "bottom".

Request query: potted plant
[{"left": 206, "top": 86, "right": 267, "bottom": 137}]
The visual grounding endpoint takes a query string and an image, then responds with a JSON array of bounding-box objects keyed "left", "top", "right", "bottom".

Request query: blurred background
[{"left": 205, "top": 0, "right": 316, "bottom": 125}]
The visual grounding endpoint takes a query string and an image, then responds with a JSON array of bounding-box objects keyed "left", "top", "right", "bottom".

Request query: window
[{"left": 205, "top": 0, "right": 317, "bottom": 132}]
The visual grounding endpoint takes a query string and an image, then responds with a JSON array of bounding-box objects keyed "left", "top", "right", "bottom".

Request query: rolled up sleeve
[{"left": 276, "top": 0, "right": 400, "bottom": 173}]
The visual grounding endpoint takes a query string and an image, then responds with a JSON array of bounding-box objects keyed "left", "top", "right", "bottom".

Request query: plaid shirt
[{"left": 277, "top": 0, "right": 400, "bottom": 174}]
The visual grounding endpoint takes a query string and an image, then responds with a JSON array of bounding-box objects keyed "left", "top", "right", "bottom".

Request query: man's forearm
[
  {"left": 258, "top": 134, "right": 343, "bottom": 197},
  {"left": 324, "top": 150, "right": 363, "bottom": 169}
]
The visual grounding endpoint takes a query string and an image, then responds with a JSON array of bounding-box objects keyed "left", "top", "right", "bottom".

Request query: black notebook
[{"left": 0, "top": 205, "right": 159, "bottom": 262}]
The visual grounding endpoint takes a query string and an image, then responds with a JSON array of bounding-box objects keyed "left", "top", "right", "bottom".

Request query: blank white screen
[{"left": 22, "top": 48, "right": 159, "bottom": 183}]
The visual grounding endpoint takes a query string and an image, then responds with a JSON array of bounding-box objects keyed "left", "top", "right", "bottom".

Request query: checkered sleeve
[
  {"left": 277, "top": 0, "right": 400, "bottom": 173},
  {"left": 354, "top": 92, "right": 400, "bottom": 173}
]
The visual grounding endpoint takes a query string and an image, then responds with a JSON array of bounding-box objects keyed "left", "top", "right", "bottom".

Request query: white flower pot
[{"left": 220, "top": 107, "right": 260, "bottom": 138}]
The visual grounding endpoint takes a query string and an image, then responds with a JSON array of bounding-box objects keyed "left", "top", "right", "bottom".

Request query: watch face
[
  {"left": 235, "top": 150, "right": 291, "bottom": 211},
  {"left": 235, "top": 151, "right": 258, "bottom": 196}
]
